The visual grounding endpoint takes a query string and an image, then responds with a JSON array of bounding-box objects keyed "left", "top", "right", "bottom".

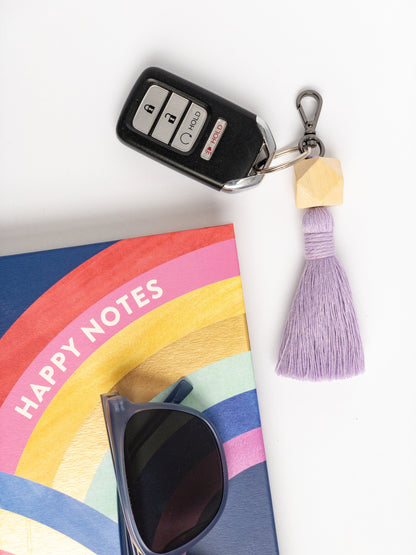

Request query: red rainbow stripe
[
  {"left": 0, "top": 240, "right": 240, "bottom": 474},
  {"left": 0, "top": 225, "right": 234, "bottom": 406}
]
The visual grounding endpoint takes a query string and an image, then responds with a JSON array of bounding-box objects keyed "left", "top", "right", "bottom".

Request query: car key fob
[{"left": 116, "top": 67, "right": 276, "bottom": 192}]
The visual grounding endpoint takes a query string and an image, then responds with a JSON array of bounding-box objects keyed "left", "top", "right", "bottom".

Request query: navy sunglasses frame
[{"left": 101, "top": 381, "right": 228, "bottom": 555}]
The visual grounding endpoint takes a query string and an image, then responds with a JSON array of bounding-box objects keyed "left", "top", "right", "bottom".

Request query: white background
[{"left": 1, "top": 2, "right": 415, "bottom": 554}]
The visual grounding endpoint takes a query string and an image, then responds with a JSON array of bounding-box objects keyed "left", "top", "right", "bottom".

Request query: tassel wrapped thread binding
[
  {"left": 276, "top": 207, "right": 364, "bottom": 380},
  {"left": 276, "top": 89, "right": 364, "bottom": 380}
]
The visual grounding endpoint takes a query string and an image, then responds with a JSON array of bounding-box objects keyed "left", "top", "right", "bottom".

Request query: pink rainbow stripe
[
  {"left": 223, "top": 427, "right": 266, "bottom": 480},
  {"left": 0, "top": 239, "right": 239, "bottom": 474}
]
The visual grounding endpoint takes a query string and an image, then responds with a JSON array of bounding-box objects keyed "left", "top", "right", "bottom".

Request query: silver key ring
[{"left": 256, "top": 145, "right": 312, "bottom": 174}]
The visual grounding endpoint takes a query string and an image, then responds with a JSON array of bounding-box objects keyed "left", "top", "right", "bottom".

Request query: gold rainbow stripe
[
  {"left": 51, "top": 314, "right": 249, "bottom": 501},
  {"left": 16, "top": 277, "right": 244, "bottom": 485}
]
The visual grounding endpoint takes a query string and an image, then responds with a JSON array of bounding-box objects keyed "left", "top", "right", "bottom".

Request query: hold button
[{"left": 171, "top": 103, "right": 208, "bottom": 152}]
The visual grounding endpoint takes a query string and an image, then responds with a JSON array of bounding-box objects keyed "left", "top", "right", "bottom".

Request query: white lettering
[
  {"left": 50, "top": 352, "right": 66, "bottom": 372},
  {"left": 31, "top": 383, "right": 51, "bottom": 403},
  {"left": 15, "top": 396, "right": 39, "bottom": 419},
  {"left": 116, "top": 294, "right": 133, "bottom": 315},
  {"left": 61, "top": 337, "right": 80, "bottom": 357},
  {"left": 39, "top": 366, "right": 56, "bottom": 385},
  {"left": 14, "top": 279, "right": 167, "bottom": 415},
  {"left": 131, "top": 286, "right": 150, "bottom": 308},
  {"left": 101, "top": 306, "right": 121, "bottom": 326},
  {"left": 81, "top": 319, "right": 105, "bottom": 342},
  {"left": 146, "top": 279, "right": 163, "bottom": 299}
]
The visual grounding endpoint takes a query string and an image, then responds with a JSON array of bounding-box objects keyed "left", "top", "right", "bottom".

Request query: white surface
[{"left": 1, "top": 2, "right": 415, "bottom": 554}]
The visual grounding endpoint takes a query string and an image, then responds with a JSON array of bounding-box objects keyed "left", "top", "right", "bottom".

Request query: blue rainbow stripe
[{"left": 204, "top": 389, "right": 261, "bottom": 443}]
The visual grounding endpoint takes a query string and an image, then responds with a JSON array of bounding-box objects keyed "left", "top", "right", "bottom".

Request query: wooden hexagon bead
[{"left": 294, "top": 157, "right": 344, "bottom": 209}]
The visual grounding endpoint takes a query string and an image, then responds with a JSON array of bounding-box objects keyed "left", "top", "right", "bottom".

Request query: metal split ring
[{"left": 256, "top": 145, "right": 312, "bottom": 174}]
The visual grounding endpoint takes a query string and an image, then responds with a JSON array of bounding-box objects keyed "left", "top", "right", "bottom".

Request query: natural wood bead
[{"left": 294, "top": 157, "right": 344, "bottom": 209}]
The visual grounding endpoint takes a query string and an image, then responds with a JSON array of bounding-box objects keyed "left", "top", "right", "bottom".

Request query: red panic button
[{"left": 201, "top": 119, "right": 227, "bottom": 161}]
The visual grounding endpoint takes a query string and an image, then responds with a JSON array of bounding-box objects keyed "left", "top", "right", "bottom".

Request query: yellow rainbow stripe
[
  {"left": 52, "top": 313, "right": 249, "bottom": 501},
  {"left": 16, "top": 278, "right": 244, "bottom": 486},
  {"left": 0, "top": 509, "right": 96, "bottom": 555}
]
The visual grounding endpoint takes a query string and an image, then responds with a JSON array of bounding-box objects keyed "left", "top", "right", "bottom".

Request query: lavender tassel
[{"left": 276, "top": 207, "right": 364, "bottom": 380}]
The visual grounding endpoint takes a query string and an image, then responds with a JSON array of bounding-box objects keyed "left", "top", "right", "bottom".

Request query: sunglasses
[{"left": 101, "top": 379, "right": 228, "bottom": 555}]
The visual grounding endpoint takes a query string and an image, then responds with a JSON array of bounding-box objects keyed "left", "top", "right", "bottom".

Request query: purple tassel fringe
[{"left": 276, "top": 207, "right": 364, "bottom": 380}]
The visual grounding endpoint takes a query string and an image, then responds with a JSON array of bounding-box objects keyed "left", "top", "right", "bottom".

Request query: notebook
[{"left": 0, "top": 224, "right": 279, "bottom": 555}]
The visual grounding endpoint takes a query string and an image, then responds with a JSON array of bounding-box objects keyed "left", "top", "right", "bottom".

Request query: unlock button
[{"left": 151, "top": 93, "right": 189, "bottom": 144}]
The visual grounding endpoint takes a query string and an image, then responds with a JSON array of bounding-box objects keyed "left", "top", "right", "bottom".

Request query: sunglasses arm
[{"left": 163, "top": 379, "right": 193, "bottom": 405}]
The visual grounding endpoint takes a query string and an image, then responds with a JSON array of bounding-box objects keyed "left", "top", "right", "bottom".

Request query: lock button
[
  {"left": 151, "top": 93, "right": 189, "bottom": 144},
  {"left": 132, "top": 85, "right": 169, "bottom": 134}
]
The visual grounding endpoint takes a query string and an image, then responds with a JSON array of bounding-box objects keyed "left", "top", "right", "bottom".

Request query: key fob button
[
  {"left": 132, "top": 85, "right": 169, "bottom": 134},
  {"left": 201, "top": 118, "right": 228, "bottom": 160},
  {"left": 171, "top": 103, "right": 207, "bottom": 152},
  {"left": 151, "top": 93, "right": 189, "bottom": 144}
]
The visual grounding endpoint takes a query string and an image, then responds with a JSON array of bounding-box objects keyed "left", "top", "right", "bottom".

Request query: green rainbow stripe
[{"left": 85, "top": 351, "right": 255, "bottom": 518}]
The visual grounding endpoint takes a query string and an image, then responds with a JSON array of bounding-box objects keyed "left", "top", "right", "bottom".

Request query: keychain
[
  {"left": 273, "top": 91, "right": 365, "bottom": 380},
  {"left": 117, "top": 68, "right": 364, "bottom": 380}
]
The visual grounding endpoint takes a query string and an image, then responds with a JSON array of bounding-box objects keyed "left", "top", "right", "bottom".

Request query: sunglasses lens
[{"left": 123, "top": 408, "right": 225, "bottom": 554}]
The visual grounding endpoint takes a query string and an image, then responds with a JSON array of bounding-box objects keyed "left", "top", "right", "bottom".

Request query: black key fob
[{"left": 117, "top": 67, "right": 276, "bottom": 192}]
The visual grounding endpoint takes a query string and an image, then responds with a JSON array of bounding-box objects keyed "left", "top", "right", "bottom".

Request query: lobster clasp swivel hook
[{"left": 296, "top": 89, "right": 325, "bottom": 157}]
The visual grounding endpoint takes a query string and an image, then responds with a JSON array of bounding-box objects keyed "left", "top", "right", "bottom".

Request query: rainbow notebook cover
[{"left": 0, "top": 224, "right": 279, "bottom": 555}]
